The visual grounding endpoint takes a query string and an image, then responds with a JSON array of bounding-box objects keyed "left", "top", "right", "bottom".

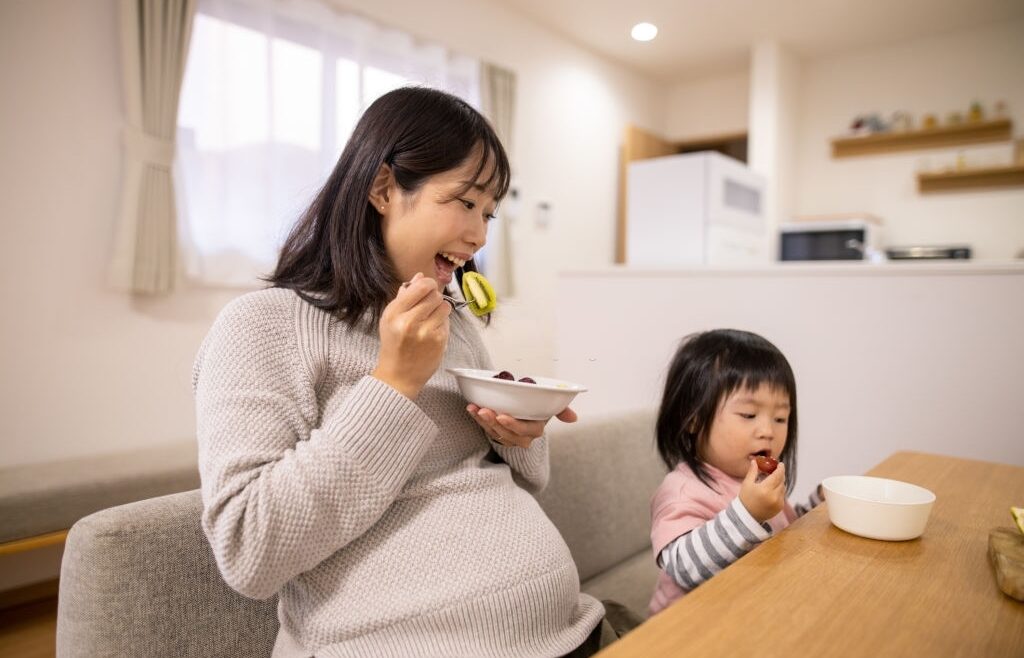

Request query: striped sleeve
[
  {"left": 658, "top": 497, "right": 771, "bottom": 593},
  {"left": 793, "top": 484, "right": 825, "bottom": 517}
]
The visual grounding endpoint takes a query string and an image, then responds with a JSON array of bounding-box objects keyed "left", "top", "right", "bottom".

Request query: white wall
[
  {"left": 0, "top": 0, "right": 664, "bottom": 468},
  {"left": 331, "top": 0, "right": 666, "bottom": 381},
  {"left": 665, "top": 70, "right": 749, "bottom": 141},
  {"left": 0, "top": 0, "right": 241, "bottom": 469},
  {"left": 795, "top": 19, "right": 1024, "bottom": 258},
  {"left": 555, "top": 264, "right": 1024, "bottom": 502},
  {"left": 748, "top": 41, "right": 801, "bottom": 255}
]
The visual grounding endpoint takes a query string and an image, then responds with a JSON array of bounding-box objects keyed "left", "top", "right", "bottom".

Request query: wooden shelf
[
  {"left": 831, "top": 118, "right": 1012, "bottom": 157},
  {"left": 917, "top": 164, "right": 1024, "bottom": 192}
]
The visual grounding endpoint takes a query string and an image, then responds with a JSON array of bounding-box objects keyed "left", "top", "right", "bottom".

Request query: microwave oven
[{"left": 779, "top": 219, "right": 881, "bottom": 261}]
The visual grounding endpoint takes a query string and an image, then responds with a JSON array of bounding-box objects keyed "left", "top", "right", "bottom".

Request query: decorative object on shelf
[
  {"left": 1016, "top": 139, "right": 1024, "bottom": 166},
  {"left": 922, "top": 114, "right": 938, "bottom": 130},
  {"left": 849, "top": 113, "right": 887, "bottom": 136},
  {"left": 890, "top": 111, "right": 913, "bottom": 133},
  {"left": 968, "top": 101, "right": 984, "bottom": 123},
  {"left": 994, "top": 100, "right": 1008, "bottom": 120},
  {"left": 946, "top": 111, "right": 964, "bottom": 126},
  {"left": 831, "top": 118, "right": 1012, "bottom": 158},
  {"left": 956, "top": 151, "right": 967, "bottom": 171}
]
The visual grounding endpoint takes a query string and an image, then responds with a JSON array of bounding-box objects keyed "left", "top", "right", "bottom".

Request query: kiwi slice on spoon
[{"left": 461, "top": 271, "right": 497, "bottom": 316}]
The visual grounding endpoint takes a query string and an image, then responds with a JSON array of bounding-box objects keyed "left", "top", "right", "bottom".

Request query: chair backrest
[
  {"left": 57, "top": 490, "right": 278, "bottom": 658},
  {"left": 56, "top": 409, "right": 664, "bottom": 656},
  {"left": 535, "top": 408, "right": 665, "bottom": 582}
]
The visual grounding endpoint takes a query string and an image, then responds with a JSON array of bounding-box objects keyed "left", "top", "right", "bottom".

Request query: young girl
[
  {"left": 648, "top": 329, "right": 823, "bottom": 616},
  {"left": 193, "top": 87, "right": 616, "bottom": 657}
]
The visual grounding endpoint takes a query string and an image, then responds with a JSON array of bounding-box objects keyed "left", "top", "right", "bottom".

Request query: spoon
[{"left": 400, "top": 281, "right": 474, "bottom": 310}]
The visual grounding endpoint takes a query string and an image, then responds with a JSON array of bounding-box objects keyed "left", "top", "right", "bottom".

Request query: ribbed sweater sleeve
[
  {"left": 194, "top": 294, "right": 438, "bottom": 600},
  {"left": 468, "top": 317, "right": 550, "bottom": 493},
  {"left": 658, "top": 497, "right": 770, "bottom": 593}
]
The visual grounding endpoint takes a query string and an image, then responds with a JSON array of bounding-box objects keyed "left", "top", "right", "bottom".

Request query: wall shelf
[
  {"left": 831, "top": 119, "right": 1012, "bottom": 157},
  {"left": 917, "top": 164, "right": 1024, "bottom": 192}
]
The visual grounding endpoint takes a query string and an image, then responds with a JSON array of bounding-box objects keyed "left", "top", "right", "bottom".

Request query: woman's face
[{"left": 380, "top": 155, "right": 497, "bottom": 291}]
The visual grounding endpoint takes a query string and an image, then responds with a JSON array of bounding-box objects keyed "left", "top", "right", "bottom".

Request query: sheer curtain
[
  {"left": 176, "top": 0, "right": 481, "bottom": 287},
  {"left": 479, "top": 63, "right": 517, "bottom": 298},
  {"left": 110, "top": 0, "right": 197, "bottom": 294}
]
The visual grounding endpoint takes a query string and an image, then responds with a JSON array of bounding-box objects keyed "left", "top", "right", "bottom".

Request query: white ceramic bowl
[
  {"left": 447, "top": 368, "right": 587, "bottom": 420},
  {"left": 822, "top": 475, "right": 936, "bottom": 541}
]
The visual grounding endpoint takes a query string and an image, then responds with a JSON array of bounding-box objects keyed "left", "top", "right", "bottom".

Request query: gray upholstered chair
[
  {"left": 56, "top": 408, "right": 664, "bottom": 657},
  {"left": 56, "top": 489, "right": 277, "bottom": 657}
]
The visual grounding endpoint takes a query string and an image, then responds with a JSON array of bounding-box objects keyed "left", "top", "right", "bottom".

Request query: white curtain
[
  {"left": 479, "top": 63, "right": 517, "bottom": 298},
  {"left": 175, "top": 0, "right": 481, "bottom": 287},
  {"left": 109, "top": 0, "right": 197, "bottom": 295}
]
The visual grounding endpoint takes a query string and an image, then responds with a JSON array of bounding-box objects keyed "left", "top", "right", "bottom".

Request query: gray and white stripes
[
  {"left": 659, "top": 487, "right": 823, "bottom": 593},
  {"left": 658, "top": 498, "right": 770, "bottom": 592}
]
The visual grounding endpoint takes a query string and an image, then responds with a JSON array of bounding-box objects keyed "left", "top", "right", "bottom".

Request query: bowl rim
[
  {"left": 822, "top": 475, "right": 936, "bottom": 506},
  {"left": 446, "top": 368, "right": 588, "bottom": 393}
]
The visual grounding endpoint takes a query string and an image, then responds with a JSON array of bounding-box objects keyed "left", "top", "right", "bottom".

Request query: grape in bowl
[{"left": 446, "top": 368, "right": 587, "bottom": 421}]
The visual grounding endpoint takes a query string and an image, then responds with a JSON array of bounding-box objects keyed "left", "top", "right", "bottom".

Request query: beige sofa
[{"left": 56, "top": 408, "right": 665, "bottom": 657}]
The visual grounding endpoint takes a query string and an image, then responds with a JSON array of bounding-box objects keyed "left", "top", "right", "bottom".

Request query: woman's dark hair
[
  {"left": 655, "top": 329, "right": 799, "bottom": 494},
  {"left": 267, "top": 86, "right": 510, "bottom": 325}
]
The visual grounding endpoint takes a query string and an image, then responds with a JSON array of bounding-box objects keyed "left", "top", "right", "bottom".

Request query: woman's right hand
[
  {"left": 372, "top": 272, "right": 451, "bottom": 399},
  {"left": 738, "top": 459, "right": 787, "bottom": 523}
]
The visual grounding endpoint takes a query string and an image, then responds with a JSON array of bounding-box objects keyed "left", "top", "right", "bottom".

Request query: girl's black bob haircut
[
  {"left": 267, "top": 86, "right": 511, "bottom": 325},
  {"left": 655, "top": 328, "right": 799, "bottom": 494}
]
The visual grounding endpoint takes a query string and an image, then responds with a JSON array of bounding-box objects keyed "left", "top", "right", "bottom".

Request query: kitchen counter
[
  {"left": 563, "top": 260, "right": 1024, "bottom": 278},
  {"left": 554, "top": 263, "right": 1024, "bottom": 501}
]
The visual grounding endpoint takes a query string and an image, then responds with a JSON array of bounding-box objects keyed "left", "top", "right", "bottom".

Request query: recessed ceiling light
[{"left": 631, "top": 22, "right": 658, "bottom": 42}]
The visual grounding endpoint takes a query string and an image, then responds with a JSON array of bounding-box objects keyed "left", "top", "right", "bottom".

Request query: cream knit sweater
[{"left": 193, "top": 289, "right": 603, "bottom": 657}]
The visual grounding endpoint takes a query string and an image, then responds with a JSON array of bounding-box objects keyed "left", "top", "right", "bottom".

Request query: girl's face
[
  {"left": 380, "top": 155, "right": 496, "bottom": 291},
  {"left": 699, "top": 383, "right": 791, "bottom": 479}
]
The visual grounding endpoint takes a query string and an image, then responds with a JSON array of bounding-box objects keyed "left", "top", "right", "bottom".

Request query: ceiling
[{"left": 494, "top": 0, "right": 1024, "bottom": 82}]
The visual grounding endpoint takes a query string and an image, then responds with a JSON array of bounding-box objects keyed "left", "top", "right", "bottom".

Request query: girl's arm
[
  {"left": 195, "top": 296, "right": 438, "bottom": 600},
  {"left": 793, "top": 484, "right": 825, "bottom": 517},
  {"left": 659, "top": 497, "right": 771, "bottom": 593}
]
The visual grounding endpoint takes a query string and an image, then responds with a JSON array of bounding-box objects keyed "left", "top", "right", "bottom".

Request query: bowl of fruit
[
  {"left": 822, "top": 475, "right": 936, "bottom": 541},
  {"left": 446, "top": 368, "right": 587, "bottom": 420}
]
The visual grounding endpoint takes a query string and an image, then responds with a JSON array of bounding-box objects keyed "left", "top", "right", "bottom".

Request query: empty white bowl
[
  {"left": 822, "top": 475, "right": 936, "bottom": 541},
  {"left": 447, "top": 368, "right": 587, "bottom": 420}
]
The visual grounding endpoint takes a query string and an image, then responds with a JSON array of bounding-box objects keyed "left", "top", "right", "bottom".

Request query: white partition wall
[{"left": 555, "top": 263, "right": 1024, "bottom": 500}]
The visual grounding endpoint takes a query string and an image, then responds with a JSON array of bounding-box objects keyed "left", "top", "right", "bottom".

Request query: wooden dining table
[{"left": 597, "top": 451, "right": 1024, "bottom": 657}]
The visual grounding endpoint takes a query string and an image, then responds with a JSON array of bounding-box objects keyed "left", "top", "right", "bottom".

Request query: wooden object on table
[
  {"left": 597, "top": 451, "right": 1024, "bottom": 658},
  {"left": 831, "top": 118, "right": 1012, "bottom": 158},
  {"left": 990, "top": 527, "right": 1024, "bottom": 601},
  {"left": 917, "top": 164, "right": 1024, "bottom": 192},
  {"left": 616, "top": 125, "right": 747, "bottom": 263}
]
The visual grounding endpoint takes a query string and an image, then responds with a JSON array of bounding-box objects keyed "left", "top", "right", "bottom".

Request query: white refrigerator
[{"left": 626, "top": 151, "right": 768, "bottom": 266}]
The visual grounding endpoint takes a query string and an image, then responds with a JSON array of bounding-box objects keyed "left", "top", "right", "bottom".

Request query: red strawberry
[{"left": 754, "top": 455, "right": 779, "bottom": 475}]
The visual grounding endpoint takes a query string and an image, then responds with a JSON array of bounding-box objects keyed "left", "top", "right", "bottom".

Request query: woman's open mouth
[{"left": 434, "top": 252, "right": 467, "bottom": 285}]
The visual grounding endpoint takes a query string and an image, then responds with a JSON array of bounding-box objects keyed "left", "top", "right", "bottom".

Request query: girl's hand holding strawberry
[{"left": 739, "top": 459, "right": 787, "bottom": 523}]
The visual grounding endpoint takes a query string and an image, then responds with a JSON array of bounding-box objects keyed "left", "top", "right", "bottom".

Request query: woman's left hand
[{"left": 467, "top": 405, "right": 578, "bottom": 449}]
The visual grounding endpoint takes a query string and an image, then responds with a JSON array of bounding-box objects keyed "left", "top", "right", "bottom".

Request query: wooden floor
[{"left": 0, "top": 597, "right": 57, "bottom": 658}]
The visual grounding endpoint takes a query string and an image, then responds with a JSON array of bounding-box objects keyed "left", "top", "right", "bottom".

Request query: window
[{"left": 176, "top": 0, "right": 481, "bottom": 286}]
